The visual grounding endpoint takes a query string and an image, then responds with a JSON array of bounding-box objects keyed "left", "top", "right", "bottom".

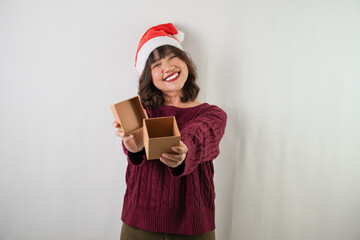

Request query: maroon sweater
[{"left": 121, "top": 103, "right": 227, "bottom": 235}]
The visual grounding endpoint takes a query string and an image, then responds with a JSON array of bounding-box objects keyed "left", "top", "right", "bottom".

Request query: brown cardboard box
[
  {"left": 143, "top": 116, "right": 181, "bottom": 160},
  {"left": 110, "top": 96, "right": 148, "bottom": 135}
]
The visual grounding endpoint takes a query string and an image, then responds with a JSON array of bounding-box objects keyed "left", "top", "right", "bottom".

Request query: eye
[
  {"left": 170, "top": 55, "right": 177, "bottom": 60},
  {"left": 152, "top": 63, "right": 160, "bottom": 69}
]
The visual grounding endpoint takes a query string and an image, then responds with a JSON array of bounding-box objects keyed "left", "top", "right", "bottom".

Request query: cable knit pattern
[{"left": 121, "top": 103, "right": 227, "bottom": 235}]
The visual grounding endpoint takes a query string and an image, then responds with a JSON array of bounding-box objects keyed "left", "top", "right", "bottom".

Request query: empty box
[
  {"left": 143, "top": 116, "right": 181, "bottom": 160},
  {"left": 110, "top": 96, "right": 148, "bottom": 135}
]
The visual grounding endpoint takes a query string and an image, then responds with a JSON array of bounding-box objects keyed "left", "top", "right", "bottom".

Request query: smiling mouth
[{"left": 164, "top": 72, "right": 180, "bottom": 82}]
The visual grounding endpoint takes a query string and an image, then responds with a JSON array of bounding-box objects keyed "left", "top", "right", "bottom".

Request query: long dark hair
[{"left": 138, "top": 45, "right": 199, "bottom": 108}]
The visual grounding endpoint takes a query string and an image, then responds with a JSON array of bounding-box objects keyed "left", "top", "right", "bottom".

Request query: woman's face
[{"left": 150, "top": 50, "right": 189, "bottom": 95}]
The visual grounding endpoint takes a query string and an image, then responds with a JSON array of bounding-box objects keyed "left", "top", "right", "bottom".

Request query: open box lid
[{"left": 110, "top": 96, "right": 148, "bottom": 135}]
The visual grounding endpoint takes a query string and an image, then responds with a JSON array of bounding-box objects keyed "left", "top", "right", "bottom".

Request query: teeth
[{"left": 164, "top": 73, "right": 179, "bottom": 81}]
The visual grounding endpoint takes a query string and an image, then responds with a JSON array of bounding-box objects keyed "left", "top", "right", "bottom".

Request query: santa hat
[{"left": 135, "top": 23, "right": 184, "bottom": 73}]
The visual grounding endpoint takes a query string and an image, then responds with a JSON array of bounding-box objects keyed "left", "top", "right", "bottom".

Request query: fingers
[
  {"left": 171, "top": 146, "right": 187, "bottom": 154},
  {"left": 115, "top": 129, "right": 124, "bottom": 137},
  {"left": 113, "top": 121, "right": 122, "bottom": 129},
  {"left": 113, "top": 121, "right": 128, "bottom": 138},
  {"left": 169, "top": 141, "right": 188, "bottom": 154},
  {"left": 122, "top": 134, "right": 134, "bottom": 140},
  {"left": 159, "top": 141, "right": 188, "bottom": 167},
  {"left": 113, "top": 120, "right": 123, "bottom": 137},
  {"left": 160, "top": 151, "right": 187, "bottom": 168},
  {"left": 160, "top": 156, "right": 183, "bottom": 168},
  {"left": 161, "top": 152, "right": 184, "bottom": 162},
  {"left": 115, "top": 129, "right": 134, "bottom": 139}
]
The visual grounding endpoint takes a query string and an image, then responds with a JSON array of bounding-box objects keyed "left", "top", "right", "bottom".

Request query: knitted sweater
[{"left": 121, "top": 103, "right": 227, "bottom": 235}]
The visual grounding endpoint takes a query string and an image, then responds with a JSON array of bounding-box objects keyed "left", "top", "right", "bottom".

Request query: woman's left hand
[{"left": 160, "top": 141, "right": 188, "bottom": 168}]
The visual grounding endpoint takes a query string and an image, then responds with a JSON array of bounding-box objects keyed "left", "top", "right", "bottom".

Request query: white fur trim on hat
[
  {"left": 174, "top": 31, "right": 184, "bottom": 43},
  {"left": 135, "top": 35, "right": 184, "bottom": 73}
]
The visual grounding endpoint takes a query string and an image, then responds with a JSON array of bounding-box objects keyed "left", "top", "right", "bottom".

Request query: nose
[{"left": 162, "top": 59, "right": 173, "bottom": 72}]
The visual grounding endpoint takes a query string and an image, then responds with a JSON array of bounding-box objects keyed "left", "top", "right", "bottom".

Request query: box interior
[
  {"left": 115, "top": 97, "right": 146, "bottom": 133},
  {"left": 145, "top": 117, "right": 179, "bottom": 138}
]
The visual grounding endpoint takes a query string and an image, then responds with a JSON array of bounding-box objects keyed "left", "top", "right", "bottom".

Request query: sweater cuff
[
  {"left": 169, "top": 160, "right": 185, "bottom": 177},
  {"left": 127, "top": 148, "right": 146, "bottom": 166}
]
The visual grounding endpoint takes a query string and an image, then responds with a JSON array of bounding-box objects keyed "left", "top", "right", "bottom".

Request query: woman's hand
[
  {"left": 113, "top": 121, "right": 144, "bottom": 153},
  {"left": 160, "top": 141, "right": 188, "bottom": 168}
]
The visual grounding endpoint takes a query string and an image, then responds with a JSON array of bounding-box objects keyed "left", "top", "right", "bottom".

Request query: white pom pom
[{"left": 174, "top": 31, "right": 184, "bottom": 43}]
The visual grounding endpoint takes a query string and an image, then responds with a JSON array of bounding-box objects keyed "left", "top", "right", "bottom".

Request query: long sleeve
[
  {"left": 170, "top": 105, "right": 227, "bottom": 177},
  {"left": 122, "top": 141, "right": 146, "bottom": 166}
]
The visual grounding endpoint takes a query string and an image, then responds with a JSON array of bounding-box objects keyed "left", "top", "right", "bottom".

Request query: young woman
[{"left": 113, "top": 23, "right": 227, "bottom": 240}]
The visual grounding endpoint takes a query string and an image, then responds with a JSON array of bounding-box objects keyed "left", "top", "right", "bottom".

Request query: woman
[{"left": 113, "top": 23, "right": 227, "bottom": 240}]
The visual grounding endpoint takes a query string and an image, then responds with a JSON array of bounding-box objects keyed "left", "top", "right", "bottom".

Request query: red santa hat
[{"left": 135, "top": 23, "right": 184, "bottom": 73}]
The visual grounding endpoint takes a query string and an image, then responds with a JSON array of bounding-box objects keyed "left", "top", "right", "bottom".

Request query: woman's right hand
[{"left": 113, "top": 121, "right": 144, "bottom": 153}]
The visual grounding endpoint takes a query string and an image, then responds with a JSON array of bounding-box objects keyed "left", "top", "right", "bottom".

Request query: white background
[{"left": 1, "top": 0, "right": 359, "bottom": 239}]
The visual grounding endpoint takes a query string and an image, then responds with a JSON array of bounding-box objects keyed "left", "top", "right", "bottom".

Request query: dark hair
[{"left": 138, "top": 45, "right": 200, "bottom": 108}]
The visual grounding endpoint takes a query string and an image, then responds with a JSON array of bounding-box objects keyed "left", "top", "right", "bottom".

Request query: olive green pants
[{"left": 120, "top": 223, "right": 216, "bottom": 240}]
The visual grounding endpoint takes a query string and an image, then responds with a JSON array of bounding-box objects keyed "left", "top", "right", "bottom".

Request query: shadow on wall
[{"left": 212, "top": 47, "right": 246, "bottom": 240}]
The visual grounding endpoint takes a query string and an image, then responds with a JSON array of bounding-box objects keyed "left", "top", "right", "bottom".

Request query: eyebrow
[
  {"left": 157, "top": 53, "right": 175, "bottom": 60},
  {"left": 151, "top": 53, "right": 175, "bottom": 64},
  {"left": 150, "top": 61, "right": 159, "bottom": 67}
]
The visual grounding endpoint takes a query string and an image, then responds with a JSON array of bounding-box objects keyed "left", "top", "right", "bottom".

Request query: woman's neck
[
  {"left": 163, "top": 94, "right": 201, "bottom": 108},
  {"left": 164, "top": 95, "right": 182, "bottom": 106}
]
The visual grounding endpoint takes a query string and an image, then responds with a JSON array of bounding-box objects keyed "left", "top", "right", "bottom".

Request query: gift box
[
  {"left": 110, "top": 96, "right": 148, "bottom": 135},
  {"left": 143, "top": 116, "right": 181, "bottom": 160}
]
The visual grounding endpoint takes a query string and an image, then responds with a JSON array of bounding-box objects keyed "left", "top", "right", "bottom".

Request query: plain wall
[{"left": 1, "top": 0, "right": 359, "bottom": 239}]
